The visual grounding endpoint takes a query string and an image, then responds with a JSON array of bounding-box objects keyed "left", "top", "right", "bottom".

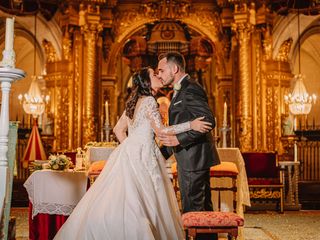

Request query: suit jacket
[{"left": 165, "top": 75, "right": 220, "bottom": 172}]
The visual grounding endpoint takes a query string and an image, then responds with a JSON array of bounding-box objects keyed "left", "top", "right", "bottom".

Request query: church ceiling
[
  {"left": 0, "top": 0, "right": 59, "bottom": 20},
  {"left": 1, "top": 0, "right": 320, "bottom": 23},
  {"left": 272, "top": 0, "right": 320, "bottom": 15}
]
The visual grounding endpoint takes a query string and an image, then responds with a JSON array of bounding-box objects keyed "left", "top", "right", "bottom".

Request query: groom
[{"left": 157, "top": 52, "right": 220, "bottom": 215}]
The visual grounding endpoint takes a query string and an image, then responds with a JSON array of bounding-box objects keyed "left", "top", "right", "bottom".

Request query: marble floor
[{"left": 9, "top": 208, "right": 320, "bottom": 240}]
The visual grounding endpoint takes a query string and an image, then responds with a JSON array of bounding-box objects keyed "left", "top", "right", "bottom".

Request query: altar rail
[{"left": 297, "top": 141, "right": 320, "bottom": 181}]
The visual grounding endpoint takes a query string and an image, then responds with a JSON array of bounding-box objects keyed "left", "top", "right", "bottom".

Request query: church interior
[{"left": 1, "top": 0, "right": 320, "bottom": 239}]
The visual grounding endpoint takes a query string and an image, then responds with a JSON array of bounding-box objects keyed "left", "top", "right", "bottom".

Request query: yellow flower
[{"left": 52, "top": 164, "right": 59, "bottom": 170}]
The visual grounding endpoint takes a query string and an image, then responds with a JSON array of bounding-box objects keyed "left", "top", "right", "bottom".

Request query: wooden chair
[
  {"left": 87, "top": 160, "right": 107, "bottom": 186},
  {"left": 210, "top": 162, "right": 239, "bottom": 213},
  {"left": 171, "top": 162, "right": 244, "bottom": 240},
  {"left": 242, "top": 152, "right": 284, "bottom": 213}
]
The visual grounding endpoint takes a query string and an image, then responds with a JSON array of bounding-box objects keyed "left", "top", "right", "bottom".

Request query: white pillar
[
  {"left": 0, "top": 80, "right": 11, "bottom": 187},
  {"left": 0, "top": 17, "right": 25, "bottom": 237},
  {"left": 0, "top": 67, "right": 25, "bottom": 229}
]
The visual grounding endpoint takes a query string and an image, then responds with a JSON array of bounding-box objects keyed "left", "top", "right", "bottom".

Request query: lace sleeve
[
  {"left": 113, "top": 111, "right": 128, "bottom": 143},
  {"left": 145, "top": 97, "right": 191, "bottom": 135}
]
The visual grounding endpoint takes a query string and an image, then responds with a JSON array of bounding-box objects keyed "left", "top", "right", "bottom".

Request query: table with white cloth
[
  {"left": 24, "top": 169, "right": 87, "bottom": 240},
  {"left": 211, "top": 148, "right": 251, "bottom": 240}
]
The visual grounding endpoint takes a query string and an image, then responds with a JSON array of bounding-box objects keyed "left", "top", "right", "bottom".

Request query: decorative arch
[
  {"left": 0, "top": 13, "right": 62, "bottom": 67},
  {"left": 106, "top": 15, "right": 225, "bottom": 77},
  {"left": 272, "top": 14, "right": 320, "bottom": 61},
  {"left": 273, "top": 14, "right": 320, "bottom": 123}
]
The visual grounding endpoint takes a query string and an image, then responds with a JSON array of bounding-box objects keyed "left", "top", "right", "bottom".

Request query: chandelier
[
  {"left": 284, "top": 9, "right": 316, "bottom": 115},
  {"left": 18, "top": 75, "right": 49, "bottom": 118},
  {"left": 18, "top": 13, "right": 49, "bottom": 119},
  {"left": 284, "top": 74, "right": 316, "bottom": 115}
]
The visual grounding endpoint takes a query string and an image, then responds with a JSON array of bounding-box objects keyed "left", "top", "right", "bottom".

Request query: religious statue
[
  {"left": 281, "top": 114, "right": 294, "bottom": 136},
  {"left": 43, "top": 112, "right": 54, "bottom": 135}
]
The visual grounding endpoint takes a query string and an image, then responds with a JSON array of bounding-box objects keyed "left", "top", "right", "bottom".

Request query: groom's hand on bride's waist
[{"left": 158, "top": 134, "right": 179, "bottom": 147}]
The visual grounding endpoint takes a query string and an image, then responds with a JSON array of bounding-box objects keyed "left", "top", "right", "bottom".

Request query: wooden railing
[{"left": 297, "top": 141, "right": 320, "bottom": 181}]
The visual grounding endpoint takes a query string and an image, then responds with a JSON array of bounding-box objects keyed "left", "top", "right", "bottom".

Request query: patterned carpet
[
  {"left": 9, "top": 208, "right": 320, "bottom": 240},
  {"left": 244, "top": 211, "right": 320, "bottom": 240}
]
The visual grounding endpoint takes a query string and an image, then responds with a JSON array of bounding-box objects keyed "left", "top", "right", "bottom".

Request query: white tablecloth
[
  {"left": 24, "top": 170, "right": 87, "bottom": 218},
  {"left": 86, "top": 146, "right": 116, "bottom": 162},
  {"left": 212, "top": 148, "right": 251, "bottom": 240},
  {"left": 212, "top": 148, "right": 251, "bottom": 215}
]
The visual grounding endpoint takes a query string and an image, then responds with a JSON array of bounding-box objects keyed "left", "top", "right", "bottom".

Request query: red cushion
[
  {"left": 248, "top": 178, "right": 280, "bottom": 185},
  {"left": 242, "top": 152, "right": 278, "bottom": 178},
  {"left": 182, "top": 211, "right": 244, "bottom": 227},
  {"left": 88, "top": 160, "right": 107, "bottom": 175}
]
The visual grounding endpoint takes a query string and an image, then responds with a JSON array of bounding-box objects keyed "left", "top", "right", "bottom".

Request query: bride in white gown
[{"left": 54, "top": 67, "right": 212, "bottom": 240}]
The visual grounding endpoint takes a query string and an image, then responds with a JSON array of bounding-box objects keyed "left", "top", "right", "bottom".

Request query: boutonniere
[{"left": 173, "top": 82, "right": 181, "bottom": 91}]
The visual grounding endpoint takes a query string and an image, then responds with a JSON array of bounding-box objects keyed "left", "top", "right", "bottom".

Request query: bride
[{"left": 54, "top": 67, "right": 212, "bottom": 240}]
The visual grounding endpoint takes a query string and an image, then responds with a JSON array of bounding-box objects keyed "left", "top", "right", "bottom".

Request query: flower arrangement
[{"left": 48, "top": 154, "right": 71, "bottom": 170}]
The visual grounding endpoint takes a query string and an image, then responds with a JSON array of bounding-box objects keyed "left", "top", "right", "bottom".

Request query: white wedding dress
[{"left": 54, "top": 96, "right": 189, "bottom": 240}]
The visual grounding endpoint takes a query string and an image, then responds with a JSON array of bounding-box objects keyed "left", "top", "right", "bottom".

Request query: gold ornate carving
[
  {"left": 73, "top": 31, "right": 82, "bottom": 148},
  {"left": 113, "top": 9, "right": 148, "bottom": 41},
  {"left": 276, "top": 38, "right": 293, "bottom": 62},
  {"left": 42, "top": 39, "right": 58, "bottom": 63},
  {"left": 255, "top": 36, "right": 262, "bottom": 149},
  {"left": 62, "top": 31, "right": 72, "bottom": 61},
  {"left": 239, "top": 117, "right": 253, "bottom": 151},
  {"left": 46, "top": 73, "right": 72, "bottom": 151},
  {"left": 250, "top": 188, "right": 281, "bottom": 199},
  {"left": 142, "top": 0, "right": 191, "bottom": 19},
  {"left": 102, "top": 30, "right": 113, "bottom": 61},
  {"left": 82, "top": 22, "right": 103, "bottom": 144},
  {"left": 233, "top": 21, "right": 253, "bottom": 151},
  {"left": 274, "top": 87, "right": 281, "bottom": 151},
  {"left": 266, "top": 86, "right": 274, "bottom": 150},
  {"left": 262, "top": 26, "right": 272, "bottom": 60},
  {"left": 187, "top": 10, "right": 220, "bottom": 40},
  {"left": 263, "top": 62, "right": 292, "bottom": 153}
]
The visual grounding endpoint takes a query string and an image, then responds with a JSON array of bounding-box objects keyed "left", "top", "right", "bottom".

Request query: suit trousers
[{"left": 177, "top": 166, "right": 213, "bottom": 213}]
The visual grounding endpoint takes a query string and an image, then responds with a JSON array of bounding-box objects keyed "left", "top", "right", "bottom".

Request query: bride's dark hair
[{"left": 125, "top": 67, "right": 153, "bottom": 119}]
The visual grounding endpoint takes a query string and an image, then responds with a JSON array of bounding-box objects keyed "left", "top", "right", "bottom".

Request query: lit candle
[
  {"left": 5, "top": 18, "right": 15, "bottom": 51},
  {"left": 223, "top": 102, "right": 227, "bottom": 125},
  {"left": 105, "top": 101, "right": 109, "bottom": 126}
]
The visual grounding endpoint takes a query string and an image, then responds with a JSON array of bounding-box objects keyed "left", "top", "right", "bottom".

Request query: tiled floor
[{"left": 9, "top": 208, "right": 320, "bottom": 240}]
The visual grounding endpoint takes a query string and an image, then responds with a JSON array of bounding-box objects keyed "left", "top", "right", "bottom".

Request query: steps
[{"left": 299, "top": 181, "right": 320, "bottom": 209}]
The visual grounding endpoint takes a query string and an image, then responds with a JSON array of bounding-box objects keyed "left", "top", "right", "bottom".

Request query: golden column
[
  {"left": 232, "top": 4, "right": 254, "bottom": 151},
  {"left": 82, "top": 13, "right": 103, "bottom": 144}
]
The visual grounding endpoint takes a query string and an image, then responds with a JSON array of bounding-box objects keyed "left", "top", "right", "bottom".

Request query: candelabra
[
  {"left": 103, "top": 123, "right": 112, "bottom": 142},
  {"left": 220, "top": 102, "right": 231, "bottom": 148}
]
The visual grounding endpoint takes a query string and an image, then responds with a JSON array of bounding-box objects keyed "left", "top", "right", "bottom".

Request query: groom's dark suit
[{"left": 165, "top": 75, "right": 220, "bottom": 213}]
